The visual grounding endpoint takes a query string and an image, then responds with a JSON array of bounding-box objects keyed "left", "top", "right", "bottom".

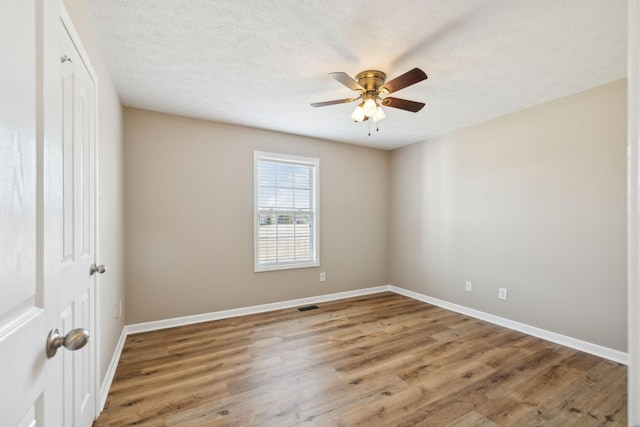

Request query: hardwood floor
[{"left": 94, "top": 292, "right": 627, "bottom": 426}]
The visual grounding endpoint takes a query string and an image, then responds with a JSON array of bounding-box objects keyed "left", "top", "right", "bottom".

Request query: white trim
[
  {"left": 628, "top": 0, "right": 640, "bottom": 423},
  {"left": 99, "top": 328, "right": 127, "bottom": 412},
  {"left": 59, "top": 3, "right": 102, "bottom": 421},
  {"left": 253, "top": 151, "right": 320, "bottom": 273},
  {"left": 123, "top": 285, "right": 630, "bottom": 362},
  {"left": 97, "top": 284, "right": 629, "bottom": 404},
  {"left": 389, "top": 286, "right": 629, "bottom": 365},
  {"left": 126, "top": 286, "right": 387, "bottom": 334}
]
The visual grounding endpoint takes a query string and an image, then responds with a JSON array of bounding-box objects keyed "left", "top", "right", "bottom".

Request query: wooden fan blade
[
  {"left": 329, "top": 72, "right": 365, "bottom": 92},
  {"left": 311, "top": 98, "right": 358, "bottom": 107},
  {"left": 381, "top": 97, "right": 425, "bottom": 112},
  {"left": 380, "top": 68, "right": 427, "bottom": 94}
]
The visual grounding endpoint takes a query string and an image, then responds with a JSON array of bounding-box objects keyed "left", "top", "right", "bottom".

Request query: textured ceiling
[{"left": 88, "top": 0, "right": 627, "bottom": 150}]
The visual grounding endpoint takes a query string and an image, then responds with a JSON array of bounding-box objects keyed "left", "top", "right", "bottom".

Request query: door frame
[
  {"left": 629, "top": 0, "right": 639, "bottom": 424},
  {"left": 59, "top": 2, "right": 102, "bottom": 420}
]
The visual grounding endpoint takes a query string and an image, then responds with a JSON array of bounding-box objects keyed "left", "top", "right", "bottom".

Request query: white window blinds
[{"left": 254, "top": 152, "right": 319, "bottom": 272}]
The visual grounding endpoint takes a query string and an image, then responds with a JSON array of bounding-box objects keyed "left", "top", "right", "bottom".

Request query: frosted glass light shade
[
  {"left": 372, "top": 106, "right": 386, "bottom": 122},
  {"left": 351, "top": 105, "right": 365, "bottom": 122},
  {"left": 363, "top": 98, "right": 377, "bottom": 117}
]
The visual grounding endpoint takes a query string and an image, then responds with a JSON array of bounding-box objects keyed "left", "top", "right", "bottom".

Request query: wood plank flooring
[{"left": 93, "top": 292, "right": 627, "bottom": 426}]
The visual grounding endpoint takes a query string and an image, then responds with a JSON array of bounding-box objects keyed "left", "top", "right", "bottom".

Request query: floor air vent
[{"left": 298, "top": 305, "right": 319, "bottom": 312}]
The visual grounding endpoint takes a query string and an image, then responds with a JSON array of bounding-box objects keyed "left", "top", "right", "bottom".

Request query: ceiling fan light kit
[
  {"left": 311, "top": 68, "right": 427, "bottom": 135},
  {"left": 351, "top": 105, "right": 365, "bottom": 122},
  {"left": 362, "top": 97, "right": 378, "bottom": 117},
  {"left": 372, "top": 106, "right": 385, "bottom": 122}
]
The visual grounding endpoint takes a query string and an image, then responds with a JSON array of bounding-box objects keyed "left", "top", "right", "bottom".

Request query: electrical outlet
[
  {"left": 320, "top": 272, "right": 326, "bottom": 282},
  {"left": 498, "top": 288, "right": 508, "bottom": 300},
  {"left": 465, "top": 281, "right": 473, "bottom": 292}
]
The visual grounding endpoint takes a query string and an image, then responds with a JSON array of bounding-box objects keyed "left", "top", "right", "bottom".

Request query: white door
[
  {"left": 0, "top": 1, "right": 98, "bottom": 425},
  {"left": 0, "top": 0, "right": 63, "bottom": 425},
  {"left": 59, "top": 14, "right": 98, "bottom": 427}
]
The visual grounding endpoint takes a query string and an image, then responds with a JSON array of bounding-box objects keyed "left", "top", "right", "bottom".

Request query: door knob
[
  {"left": 90, "top": 263, "right": 106, "bottom": 275},
  {"left": 46, "top": 328, "right": 89, "bottom": 358}
]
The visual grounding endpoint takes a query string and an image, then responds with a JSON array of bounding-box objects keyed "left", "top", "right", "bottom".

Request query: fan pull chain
[{"left": 368, "top": 119, "right": 371, "bottom": 136}]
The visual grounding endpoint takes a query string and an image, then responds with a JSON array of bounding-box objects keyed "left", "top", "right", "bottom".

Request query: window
[{"left": 254, "top": 151, "right": 319, "bottom": 272}]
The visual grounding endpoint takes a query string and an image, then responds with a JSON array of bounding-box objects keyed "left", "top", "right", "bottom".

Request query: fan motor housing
[{"left": 355, "top": 70, "right": 386, "bottom": 92}]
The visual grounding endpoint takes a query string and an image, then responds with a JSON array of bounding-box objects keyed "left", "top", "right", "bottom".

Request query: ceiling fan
[{"left": 311, "top": 68, "right": 428, "bottom": 133}]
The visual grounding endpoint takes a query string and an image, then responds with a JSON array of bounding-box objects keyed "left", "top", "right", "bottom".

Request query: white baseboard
[
  {"left": 98, "top": 283, "right": 628, "bottom": 415},
  {"left": 389, "top": 285, "right": 629, "bottom": 365},
  {"left": 99, "top": 327, "right": 128, "bottom": 412},
  {"left": 125, "top": 285, "right": 389, "bottom": 335}
]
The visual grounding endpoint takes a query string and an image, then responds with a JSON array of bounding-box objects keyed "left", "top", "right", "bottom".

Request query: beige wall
[
  {"left": 389, "top": 80, "right": 627, "bottom": 351},
  {"left": 124, "top": 81, "right": 626, "bottom": 351},
  {"left": 124, "top": 108, "right": 389, "bottom": 323},
  {"left": 63, "top": 0, "right": 125, "bottom": 387}
]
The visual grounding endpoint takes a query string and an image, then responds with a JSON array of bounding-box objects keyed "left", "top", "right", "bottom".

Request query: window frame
[{"left": 253, "top": 151, "right": 320, "bottom": 272}]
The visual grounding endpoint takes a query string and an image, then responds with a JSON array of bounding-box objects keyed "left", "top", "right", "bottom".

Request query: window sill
[{"left": 254, "top": 261, "right": 319, "bottom": 273}]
